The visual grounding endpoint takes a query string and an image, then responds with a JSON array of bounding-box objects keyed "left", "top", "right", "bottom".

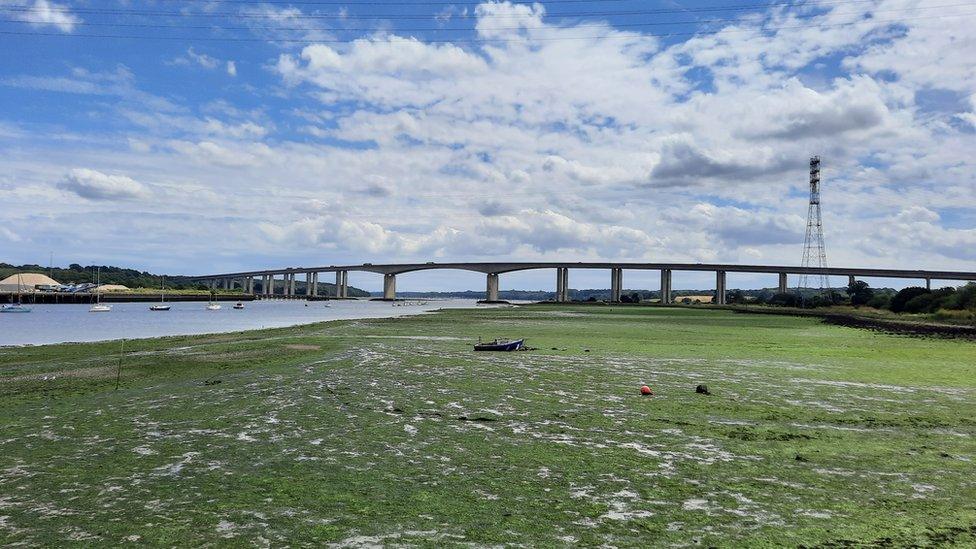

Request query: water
[{"left": 0, "top": 299, "right": 487, "bottom": 346}]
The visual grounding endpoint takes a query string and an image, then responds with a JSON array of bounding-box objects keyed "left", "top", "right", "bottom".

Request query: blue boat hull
[{"left": 474, "top": 339, "right": 524, "bottom": 352}]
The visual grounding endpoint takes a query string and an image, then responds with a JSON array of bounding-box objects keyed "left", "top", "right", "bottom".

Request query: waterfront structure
[{"left": 190, "top": 262, "right": 976, "bottom": 303}]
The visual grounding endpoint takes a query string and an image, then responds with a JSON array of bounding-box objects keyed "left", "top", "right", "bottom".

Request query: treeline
[
  {"left": 0, "top": 263, "right": 370, "bottom": 296},
  {"left": 0, "top": 263, "right": 200, "bottom": 289},
  {"left": 739, "top": 281, "right": 976, "bottom": 316}
]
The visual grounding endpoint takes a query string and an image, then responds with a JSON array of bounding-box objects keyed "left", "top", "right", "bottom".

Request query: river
[{"left": 0, "top": 299, "right": 487, "bottom": 346}]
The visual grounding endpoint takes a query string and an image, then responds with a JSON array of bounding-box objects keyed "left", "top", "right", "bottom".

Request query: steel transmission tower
[{"left": 797, "top": 156, "right": 829, "bottom": 296}]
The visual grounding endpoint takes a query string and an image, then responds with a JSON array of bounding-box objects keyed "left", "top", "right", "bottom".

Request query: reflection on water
[{"left": 0, "top": 299, "right": 485, "bottom": 346}]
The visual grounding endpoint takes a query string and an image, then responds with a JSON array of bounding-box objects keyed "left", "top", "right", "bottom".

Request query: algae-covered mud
[{"left": 1, "top": 306, "right": 975, "bottom": 546}]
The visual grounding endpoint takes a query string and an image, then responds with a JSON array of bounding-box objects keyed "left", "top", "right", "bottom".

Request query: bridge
[{"left": 189, "top": 262, "right": 976, "bottom": 304}]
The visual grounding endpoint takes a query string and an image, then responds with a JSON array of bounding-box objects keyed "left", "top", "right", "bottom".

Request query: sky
[{"left": 1, "top": 0, "right": 975, "bottom": 292}]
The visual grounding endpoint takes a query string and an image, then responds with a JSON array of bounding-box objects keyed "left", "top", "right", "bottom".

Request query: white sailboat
[
  {"left": 150, "top": 276, "right": 171, "bottom": 311},
  {"left": 1, "top": 273, "right": 32, "bottom": 313},
  {"left": 89, "top": 267, "right": 112, "bottom": 312},
  {"left": 206, "top": 291, "right": 221, "bottom": 310}
]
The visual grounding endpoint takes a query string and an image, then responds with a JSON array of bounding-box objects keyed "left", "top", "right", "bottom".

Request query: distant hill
[{"left": 0, "top": 263, "right": 370, "bottom": 297}]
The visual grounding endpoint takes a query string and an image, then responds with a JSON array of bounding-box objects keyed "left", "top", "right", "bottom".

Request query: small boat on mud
[{"left": 474, "top": 338, "right": 524, "bottom": 352}]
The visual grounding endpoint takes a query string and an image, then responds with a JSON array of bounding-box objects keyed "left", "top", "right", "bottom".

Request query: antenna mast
[{"left": 797, "top": 156, "right": 829, "bottom": 296}]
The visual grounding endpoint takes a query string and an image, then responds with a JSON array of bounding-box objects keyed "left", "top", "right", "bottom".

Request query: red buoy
[{"left": 640, "top": 385, "right": 653, "bottom": 395}]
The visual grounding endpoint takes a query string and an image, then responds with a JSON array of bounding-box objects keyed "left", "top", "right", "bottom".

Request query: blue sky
[{"left": 1, "top": 0, "right": 975, "bottom": 291}]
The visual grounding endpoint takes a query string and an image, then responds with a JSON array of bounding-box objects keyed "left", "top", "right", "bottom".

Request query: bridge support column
[
  {"left": 383, "top": 273, "right": 396, "bottom": 300},
  {"left": 716, "top": 270, "right": 727, "bottom": 305},
  {"left": 610, "top": 268, "right": 622, "bottom": 303},
  {"left": 265, "top": 275, "right": 273, "bottom": 296},
  {"left": 306, "top": 272, "right": 314, "bottom": 296},
  {"left": 778, "top": 273, "right": 788, "bottom": 294},
  {"left": 291, "top": 274, "right": 298, "bottom": 296},
  {"left": 224, "top": 278, "right": 230, "bottom": 290},
  {"left": 926, "top": 278, "right": 931, "bottom": 290},
  {"left": 311, "top": 273, "right": 318, "bottom": 296},
  {"left": 555, "top": 268, "right": 569, "bottom": 302},
  {"left": 486, "top": 273, "right": 499, "bottom": 302},
  {"left": 848, "top": 275, "right": 856, "bottom": 287},
  {"left": 246, "top": 277, "right": 254, "bottom": 294},
  {"left": 660, "top": 269, "right": 672, "bottom": 304},
  {"left": 335, "top": 271, "right": 348, "bottom": 298}
]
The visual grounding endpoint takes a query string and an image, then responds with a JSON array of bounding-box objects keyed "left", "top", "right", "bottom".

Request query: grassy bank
[{"left": 1, "top": 306, "right": 974, "bottom": 546}]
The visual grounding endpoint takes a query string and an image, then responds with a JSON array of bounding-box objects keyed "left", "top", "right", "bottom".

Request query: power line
[
  {"left": 1, "top": 11, "right": 972, "bottom": 43},
  {"left": 147, "top": 0, "right": 632, "bottom": 4},
  {"left": 0, "top": 0, "right": 908, "bottom": 21},
  {"left": 4, "top": 2, "right": 969, "bottom": 33}
]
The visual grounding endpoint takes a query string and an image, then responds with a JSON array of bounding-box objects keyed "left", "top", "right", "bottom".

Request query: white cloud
[
  {"left": 2, "top": 0, "right": 976, "bottom": 277},
  {"left": 226, "top": 61, "right": 237, "bottom": 77},
  {"left": 58, "top": 169, "right": 150, "bottom": 201},
  {"left": 12, "top": 0, "right": 78, "bottom": 32}
]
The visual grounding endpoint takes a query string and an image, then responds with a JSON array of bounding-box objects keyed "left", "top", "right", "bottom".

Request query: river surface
[{"left": 0, "top": 299, "right": 487, "bottom": 346}]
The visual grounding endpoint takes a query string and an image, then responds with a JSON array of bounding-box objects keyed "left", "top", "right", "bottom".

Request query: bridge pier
[
  {"left": 266, "top": 275, "right": 274, "bottom": 297},
  {"left": 306, "top": 272, "right": 314, "bottom": 297},
  {"left": 716, "top": 270, "right": 727, "bottom": 305},
  {"left": 383, "top": 273, "right": 396, "bottom": 300},
  {"left": 778, "top": 273, "right": 788, "bottom": 294},
  {"left": 926, "top": 278, "right": 931, "bottom": 290},
  {"left": 246, "top": 276, "right": 254, "bottom": 294},
  {"left": 660, "top": 269, "right": 672, "bottom": 304},
  {"left": 334, "top": 271, "right": 348, "bottom": 298},
  {"left": 555, "top": 268, "right": 569, "bottom": 302},
  {"left": 485, "top": 273, "right": 499, "bottom": 302},
  {"left": 610, "top": 268, "right": 622, "bottom": 303},
  {"left": 311, "top": 272, "right": 318, "bottom": 296}
]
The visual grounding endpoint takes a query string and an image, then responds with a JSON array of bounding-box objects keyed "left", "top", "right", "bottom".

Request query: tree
[
  {"left": 846, "top": 280, "right": 874, "bottom": 307},
  {"left": 726, "top": 289, "right": 746, "bottom": 304},
  {"left": 768, "top": 292, "right": 799, "bottom": 307},
  {"left": 630, "top": 292, "right": 641, "bottom": 303},
  {"left": 889, "top": 287, "right": 930, "bottom": 313}
]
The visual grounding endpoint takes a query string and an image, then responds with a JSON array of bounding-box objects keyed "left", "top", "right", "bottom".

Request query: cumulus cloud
[
  {"left": 3, "top": 0, "right": 976, "bottom": 276},
  {"left": 10, "top": 0, "right": 78, "bottom": 32},
  {"left": 58, "top": 169, "right": 150, "bottom": 200},
  {"left": 650, "top": 139, "right": 795, "bottom": 186}
]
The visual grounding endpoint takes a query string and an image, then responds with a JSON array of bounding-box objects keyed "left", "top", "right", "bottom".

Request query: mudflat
[{"left": 1, "top": 305, "right": 974, "bottom": 546}]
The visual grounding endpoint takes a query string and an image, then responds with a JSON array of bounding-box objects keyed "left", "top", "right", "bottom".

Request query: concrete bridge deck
[{"left": 189, "top": 262, "right": 976, "bottom": 304}]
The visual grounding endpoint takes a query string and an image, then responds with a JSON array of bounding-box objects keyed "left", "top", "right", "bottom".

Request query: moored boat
[
  {"left": 474, "top": 338, "right": 524, "bottom": 352},
  {"left": 150, "top": 276, "right": 170, "bottom": 311},
  {"left": 89, "top": 268, "right": 112, "bottom": 312},
  {"left": 1, "top": 274, "right": 32, "bottom": 313},
  {"left": 233, "top": 302, "right": 244, "bottom": 309}
]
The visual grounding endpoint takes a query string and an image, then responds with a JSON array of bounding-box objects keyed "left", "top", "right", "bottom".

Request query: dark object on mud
[
  {"left": 795, "top": 454, "right": 808, "bottom": 462},
  {"left": 583, "top": 349, "right": 590, "bottom": 353},
  {"left": 204, "top": 378, "right": 222, "bottom": 386},
  {"left": 474, "top": 338, "right": 524, "bottom": 351},
  {"left": 695, "top": 384, "right": 711, "bottom": 395}
]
